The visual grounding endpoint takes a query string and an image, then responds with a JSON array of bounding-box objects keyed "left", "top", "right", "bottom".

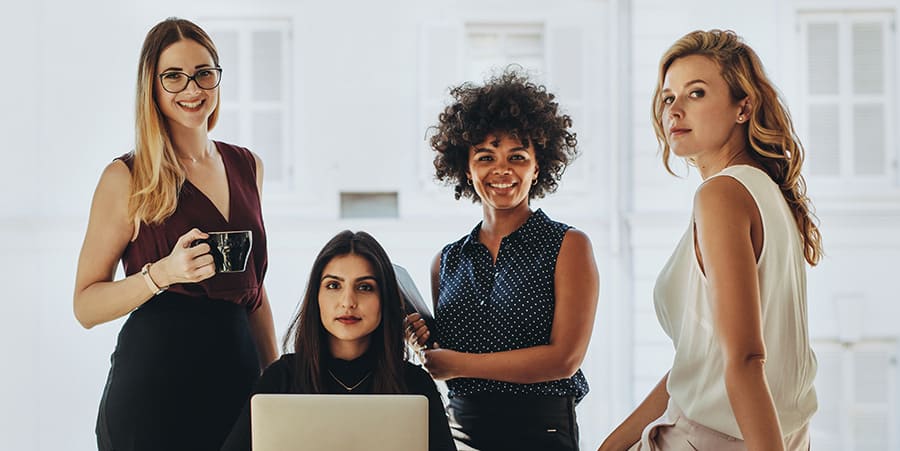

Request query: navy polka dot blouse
[{"left": 435, "top": 209, "right": 589, "bottom": 402}]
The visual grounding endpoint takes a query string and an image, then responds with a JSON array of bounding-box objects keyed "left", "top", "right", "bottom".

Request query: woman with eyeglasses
[{"left": 73, "top": 17, "right": 277, "bottom": 450}]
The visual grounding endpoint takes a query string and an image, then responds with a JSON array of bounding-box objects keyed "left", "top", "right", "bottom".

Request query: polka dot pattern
[{"left": 436, "top": 209, "right": 589, "bottom": 402}]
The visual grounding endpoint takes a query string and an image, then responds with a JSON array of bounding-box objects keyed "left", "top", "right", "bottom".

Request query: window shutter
[
  {"left": 807, "top": 23, "right": 840, "bottom": 95},
  {"left": 547, "top": 25, "right": 587, "bottom": 190},
  {"left": 215, "top": 31, "right": 240, "bottom": 103},
  {"left": 852, "top": 21, "right": 888, "bottom": 176},
  {"left": 208, "top": 29, "right": 241, "bottom": 147},
  {"left": 205, "top": 20, "right": 292, "bottom": 188},
  {"left": 418, "top": 23, "right": 463, "bottom": 188},
  {"left": 853, "top": 104, "right": 886, "bottom": 175},
  {"left": 805, "top": 22, "right": 841, "bottom": 177},
  {"left": 852, "top": 22, "right": 884, "bottom": 95},
  {"left": 808, "top": 104, "right": 841, "bottom": 175},
  {"left": 800, "top": 12, "right": 895, "bottom": 183}
]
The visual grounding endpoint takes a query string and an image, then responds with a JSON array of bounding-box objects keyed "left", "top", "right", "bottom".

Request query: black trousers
[
  {"left": 449, "top": 393, "right": 580, "bottom": 451},
  {"left": 96, "top": 292, "right": 260, "bottom": 451}
]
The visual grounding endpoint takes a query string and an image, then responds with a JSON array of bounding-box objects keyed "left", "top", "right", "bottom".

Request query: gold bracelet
[{"left": 141, "top": 262, "right": 167, "bottom": 296}]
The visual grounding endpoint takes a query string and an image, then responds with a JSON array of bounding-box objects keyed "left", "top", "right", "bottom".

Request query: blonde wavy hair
[
  {"left": 130, "top": 17, "right": 220, "bottom": 226},
  {"left": 651, "top": 29, "right": 822, "bottom": 266}
]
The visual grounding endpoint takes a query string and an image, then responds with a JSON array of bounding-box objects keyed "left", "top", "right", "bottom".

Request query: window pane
[
  {"left": 252, "top": 31, "right": 282, "bottom": 102},
  {"left": 807, "top": 104, "right": 841, "bottom": 175},
  {"left": 465, "top": 24, "right": 545, "bottom": 85},
  {"left": 251, "top": 110, "right": 283, "bottom": 181},
  {"left": 211, "top": 31, "right": 239, "bottom": 102},
  {"left": 506, "top": 33, "right": 543, "bottom": 55},
  {"left": 807, "top": 23, "right": 840, "bottom": 95},
  {"left": 853, "top": 22, "right": 884, "bottom": 95},
  {"left": 467, "top": 32, "right": 501, "bottom": 56},
  {"left": 853, "top": 104, "right": 886, "bottom": 176}
]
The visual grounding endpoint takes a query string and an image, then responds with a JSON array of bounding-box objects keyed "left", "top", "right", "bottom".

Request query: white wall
[{"left": 2, "top": 0, "right": 898, "bottom": 449}]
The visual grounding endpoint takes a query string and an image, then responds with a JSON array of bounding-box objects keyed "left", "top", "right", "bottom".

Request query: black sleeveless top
[
  {"left": 436, "top": 209, "right": 589, "bottom": 401},
  {"left": 118, "top": 141, "right": 268, "bottom": 311}
]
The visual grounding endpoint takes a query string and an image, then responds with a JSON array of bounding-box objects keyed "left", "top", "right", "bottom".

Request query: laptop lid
[{"left": 251, "top": 394, "right": 429, "bottom": 451}]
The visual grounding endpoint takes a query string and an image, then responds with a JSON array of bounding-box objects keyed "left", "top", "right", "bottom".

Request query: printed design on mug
[{"left": 202, "top": 231, "right": 253, "bottom": 273}]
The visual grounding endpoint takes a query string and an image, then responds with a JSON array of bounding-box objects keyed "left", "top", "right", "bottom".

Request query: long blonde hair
[
  {"left": 130, "top": 17, "right": 220, "bottom": 225},
  {"left": 651, "top": 29, "right": 823, "bottom": 266}
]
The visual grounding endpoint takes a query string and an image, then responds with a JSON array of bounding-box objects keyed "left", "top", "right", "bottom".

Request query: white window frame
[
  {"left": 797, "top": 10, "right": 897, "bottom": 191},
  {"left": 464, "top": 22, "right": 546, "bottom": 82},
  {"left": 203, "top": 18, "right": 293, "bottom": 192},
  {"left": 811, "top": 339, "right": 898, "bottom": 451},
  {"left": 416, "top": 20, "right": 593, "bottom": 198}
]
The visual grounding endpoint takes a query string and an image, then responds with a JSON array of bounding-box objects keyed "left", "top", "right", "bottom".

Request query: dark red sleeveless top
[{"left": 119, "top": 141, "right": 268, "bottom": 311}]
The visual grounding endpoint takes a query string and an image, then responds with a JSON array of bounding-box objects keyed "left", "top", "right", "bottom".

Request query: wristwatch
[{"left": 141, "top": 262, "right": 168, "bottom": 296}]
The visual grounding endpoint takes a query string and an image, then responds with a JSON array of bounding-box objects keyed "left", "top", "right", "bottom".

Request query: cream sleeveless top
[{"left": 653, "top": 165, "right": 818, "bottom": 439}]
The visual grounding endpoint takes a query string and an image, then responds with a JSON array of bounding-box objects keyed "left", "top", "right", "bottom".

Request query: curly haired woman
[{"left": 408, "top": 69, "right": 600, "bottom": 451}]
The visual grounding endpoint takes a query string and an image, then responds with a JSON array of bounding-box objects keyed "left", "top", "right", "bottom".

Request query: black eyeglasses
[{"left": 158, "top": 67, "right": 223, "bottom": 93}]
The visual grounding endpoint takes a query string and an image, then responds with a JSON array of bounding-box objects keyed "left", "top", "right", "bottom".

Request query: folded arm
[{"left": 423, "top": 230, "right": 600, "bottom": 384}]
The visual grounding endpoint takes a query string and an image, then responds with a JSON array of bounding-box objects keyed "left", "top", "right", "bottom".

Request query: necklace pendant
[{"left": 328, "top": 369, "right": 372, "bottom": 392}]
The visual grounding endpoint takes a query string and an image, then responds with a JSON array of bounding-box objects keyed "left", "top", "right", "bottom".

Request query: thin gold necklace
[{"left": 327, "top": 369, "right": 372, "bottom": 391}]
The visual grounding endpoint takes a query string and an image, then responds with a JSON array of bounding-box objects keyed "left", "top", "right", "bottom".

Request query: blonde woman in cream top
[
  {"left": 599, "top": 29, "right": 823, "bottom": 451},
  {"left": 654, "top": 164, "right": 817, "bottom": 439}
]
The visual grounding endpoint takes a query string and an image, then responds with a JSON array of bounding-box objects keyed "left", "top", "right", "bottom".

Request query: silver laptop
[{"left": 251, "top": 394, "right": 429, "bottom": 451}]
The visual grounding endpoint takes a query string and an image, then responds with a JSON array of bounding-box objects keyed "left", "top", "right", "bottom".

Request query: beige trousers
[{"left": 628, "top": 401, "right": 810, "bottom": 451}]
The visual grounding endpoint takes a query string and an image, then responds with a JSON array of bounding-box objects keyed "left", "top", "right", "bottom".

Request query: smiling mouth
[
  {"left": 177, "top": 99, "right": 205, "bottom": 111},
  {"left": 488, "top": 182, "right": 516, "bottom": 189}
]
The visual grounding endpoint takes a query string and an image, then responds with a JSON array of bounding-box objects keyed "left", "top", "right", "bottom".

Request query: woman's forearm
[
  {"left": 446, "top": 342, "right": 585, "bottom": 384},
  {"left": 73, "top": 273, "right": 157, "bottom": 329},
  {"left": 725, "top": 359, "right": 784, "bottom": 451}
]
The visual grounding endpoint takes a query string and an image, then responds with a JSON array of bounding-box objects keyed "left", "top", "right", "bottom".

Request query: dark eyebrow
[
  {"left": 160, "top": 64, "right": 213, "bottom": 73},
  {"left": 472, "top": 145, "right": 527, "bottom": 153},
  {"left": 322, "top": 275, "right": 377, "bottom": 283}
]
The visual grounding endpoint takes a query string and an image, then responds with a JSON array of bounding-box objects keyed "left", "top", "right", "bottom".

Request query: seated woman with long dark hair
[{"left": 222, "top": 230, "right": 455, "bottom": 451}]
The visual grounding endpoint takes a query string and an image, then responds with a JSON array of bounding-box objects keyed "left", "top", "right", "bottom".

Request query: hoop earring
[
  {"left": 467, "top": 178, "right": 473, "bottom": 186},
  {"left": 532, "top": 178, "right": 538, "bottom": 186}
]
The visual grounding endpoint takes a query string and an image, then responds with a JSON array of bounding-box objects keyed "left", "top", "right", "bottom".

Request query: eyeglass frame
[{"left": 157, "top": 67, "right": 223, "bottom": 94}]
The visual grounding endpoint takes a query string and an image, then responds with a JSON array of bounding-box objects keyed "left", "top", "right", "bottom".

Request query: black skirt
[
  {"left": 96, "top": 292, "right": 260, "bottom": 451},
  {"left": 449, "top": 393, "right": 579, "bottom": 451}
]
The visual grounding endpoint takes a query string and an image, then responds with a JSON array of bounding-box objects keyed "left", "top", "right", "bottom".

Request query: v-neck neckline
[{"left": 183, "top": 141, "right": 233, "bottom": 224}]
